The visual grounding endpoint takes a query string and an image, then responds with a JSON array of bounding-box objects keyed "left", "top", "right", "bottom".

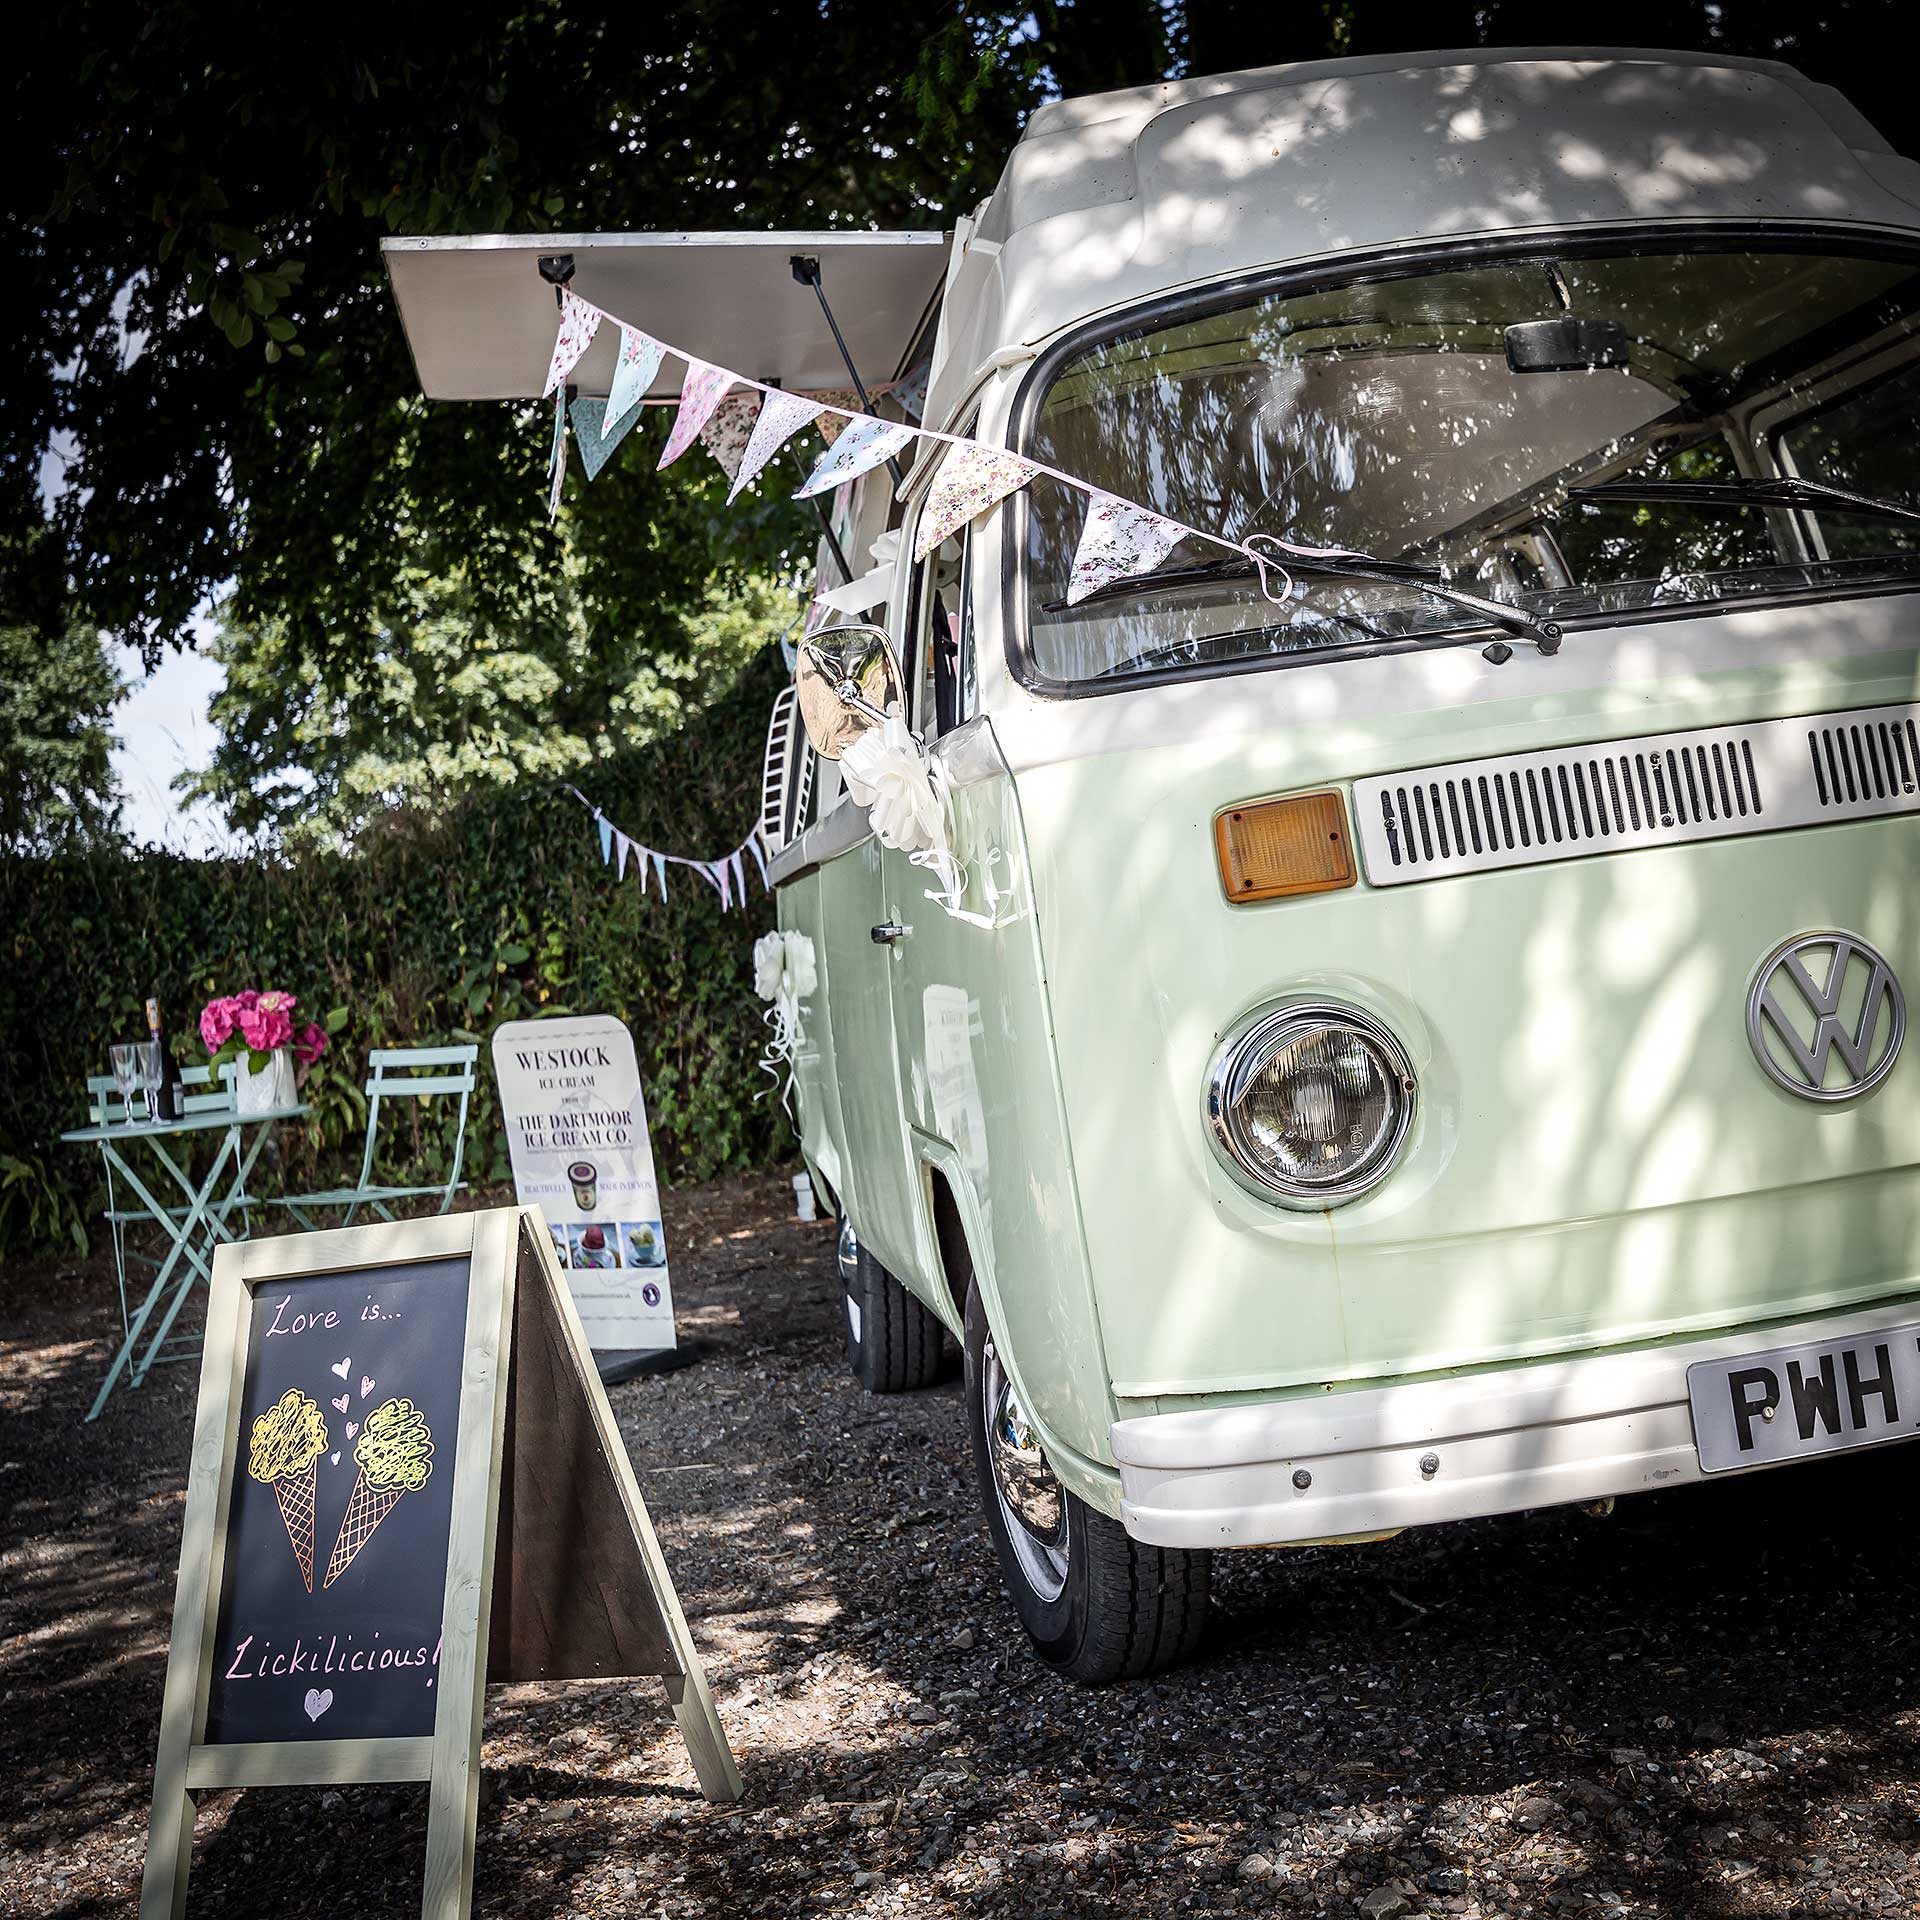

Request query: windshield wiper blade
[
  {"left": 1053, "top": 553, "right": 1563, "bottom": 652},
  {"left": 1569, "top": 475, "right": 1920, "bottom": 528}
]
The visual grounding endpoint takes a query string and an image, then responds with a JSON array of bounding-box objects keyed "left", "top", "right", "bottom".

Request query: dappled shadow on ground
[{"left": 6, "top": 1172, "right": 1920, "bottom": 1916}]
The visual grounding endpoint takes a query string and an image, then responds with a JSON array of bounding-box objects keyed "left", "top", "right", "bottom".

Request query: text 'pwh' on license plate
[{"left": 1687, "top": 1324, "right": 1920, "bottom": 1474}]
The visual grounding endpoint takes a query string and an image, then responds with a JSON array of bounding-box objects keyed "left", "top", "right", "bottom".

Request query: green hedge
[{"left": 0, "top": 651, "right": 786, "bottom": 1259}]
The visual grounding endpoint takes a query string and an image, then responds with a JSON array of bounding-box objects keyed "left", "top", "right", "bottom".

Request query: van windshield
[{"left": 1020, "top": 242, "right": 1920, "bottom": 685}]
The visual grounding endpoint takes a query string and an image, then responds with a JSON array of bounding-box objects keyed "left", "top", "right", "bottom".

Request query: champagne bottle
[{"left": 145, "top": 996, "right": 185, "bottom": 1122}]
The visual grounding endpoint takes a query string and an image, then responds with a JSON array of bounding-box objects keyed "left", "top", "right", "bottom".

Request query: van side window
[{"left": 905, "top": 531, "right": 964, "bottom": 736}]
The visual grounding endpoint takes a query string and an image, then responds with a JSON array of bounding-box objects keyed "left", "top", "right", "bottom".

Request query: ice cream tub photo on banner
[{"left": 491, "top": 1015, "right": 675, "bottom": 1353}]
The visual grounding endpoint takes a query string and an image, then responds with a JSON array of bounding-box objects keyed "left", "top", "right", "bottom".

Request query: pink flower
[
  {"left": 293, "top": 1022, "right": 328, "bottom": 1068},
  {"left": 233, "top": 989, "right": 261, "bottom": 1013},
  {"left": 199, "top": 997, "right": 238, "bottom": 1050},
  {"left": 256, "top": 989, "right": 298, "bottom": 1016},
  {"left": 239, "top": 1003, "right": 294, "bottom": 1054}
]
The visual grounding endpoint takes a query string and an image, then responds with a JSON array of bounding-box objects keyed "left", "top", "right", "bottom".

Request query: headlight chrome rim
[{"left": 1204, "top": 999, "right": 1417, "bottom": 1208}]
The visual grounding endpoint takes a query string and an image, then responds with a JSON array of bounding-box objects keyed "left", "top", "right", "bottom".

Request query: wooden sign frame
[{"left": 140, "top": 1206, "right": 738, "bottom": 1920}]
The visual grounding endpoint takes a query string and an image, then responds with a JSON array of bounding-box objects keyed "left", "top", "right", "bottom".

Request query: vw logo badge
[{"left": 1746, "top": 931, "right": 1905, "bottom": 1102}]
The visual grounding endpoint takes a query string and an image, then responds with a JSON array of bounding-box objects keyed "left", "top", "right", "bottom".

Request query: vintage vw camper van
[
  {"left": 384, "top": 45, "right": 1920, "bottom": 1686},
  {"left": 765, "top": 48, "right": 1920, "bottom": 1681}
]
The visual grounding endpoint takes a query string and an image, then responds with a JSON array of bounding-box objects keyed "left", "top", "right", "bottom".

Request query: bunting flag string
[
  {"left": 539, "top": 285, "right": 1365, "bottom": 608},
  {"left": 563, "top": 785, "right": 767, "bottom": 914}
]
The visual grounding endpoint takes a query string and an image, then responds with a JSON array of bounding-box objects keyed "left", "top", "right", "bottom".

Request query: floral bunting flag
[
  {"left": 913, "top": 445, "right": 1040, "bottom": 560},
  {"left": 716, "top": 860, "right": 732, "bottom": 911},
  {"left": 603, "top": 325, "right": 664, "bottom": 435},
  {"left": 699, "top": 390, "right": 762, "bottom": 482},
  {"left": 795, "top": 416, "right": 915, "bottom": 498},
  {"left": 745, "top": 835, "right": 769, "bottom": 887},
  {"left": 652, "top": 850, "right": 668, "bottom": 900},
  {"left": 727, "top": 390, "right": 825, "bottom": 502},
  {"left": 807, "top": 389, "right": 861, "bottom": 445},
  {"left": 1067, "top": 492, "right": 1187, "bottom": 605},
  {"left": 569, "top": 393, "right": 642, "bottom": 482},
  {"left": 659, "top": 361, "right": 737, "bottom": 469},
  {"left": 543, "top": 290, "right": 602, "bottom": 399},
  {"left": 729, "top": 849, "right": 747, "bottom": 904},
  {"left": 546, "top": 388, "right": 573, "bottom": 517},
  {"left": 615, "top": 832, "right": 632, "bottom": 881},
  {"left": 596, "top": 814, "right": 613, "bottom": 864}
]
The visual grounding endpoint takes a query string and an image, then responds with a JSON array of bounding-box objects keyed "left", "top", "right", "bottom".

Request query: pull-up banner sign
[
  {"left": 491, "top": 1015, "right": 676, "bottom": 1355},
  {"left": 139, "top": 1207, "right": 738, "bottom": 1920}
]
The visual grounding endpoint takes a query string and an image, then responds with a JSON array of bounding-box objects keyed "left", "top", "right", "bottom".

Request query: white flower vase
[{"left": 235, "top": 1047, "right": 296, "bottom": 1115}]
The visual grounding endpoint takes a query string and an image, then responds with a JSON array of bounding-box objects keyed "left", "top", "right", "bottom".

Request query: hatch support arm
[{"left": 790, "top": 255, "right": 908, "bottom": 492}]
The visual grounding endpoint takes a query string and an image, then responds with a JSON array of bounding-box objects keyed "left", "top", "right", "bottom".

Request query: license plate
[{"left": 1688, "top": 1323, "right": 1920, "bottom": 1473}]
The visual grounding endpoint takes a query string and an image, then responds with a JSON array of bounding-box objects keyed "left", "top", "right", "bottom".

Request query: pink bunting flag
[
  {"left": 542, "top": 290, "right": 602, "bottom": 400},
  {"left": 795, "top": 416, "right": 916, "bottom": 498},
  {"left": 727, "top": 390, "right": 825, "bottom": 502},
  {"left": 1067, "top": 491, "right": 1187, "bottom": 605},
  {"left": 699, "top": 390, "right": 763, "bottom": 481},
  {"left": 659, "top": 361, "right": 737, "bottom": 469},
  {"left": 914, "top": 445, "right": 1040, "bottom": 560},
  {"left": 603, "top": 325, "right": 665, "bottom": 437}
]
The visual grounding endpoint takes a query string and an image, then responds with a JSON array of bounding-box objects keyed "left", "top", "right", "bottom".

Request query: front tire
[
  {"left": 963, "top": 1284, "right": 1211, "bottom": 1683},
  {"left": 839, "top": 1218, "right": 944, "bottom": 1393}
]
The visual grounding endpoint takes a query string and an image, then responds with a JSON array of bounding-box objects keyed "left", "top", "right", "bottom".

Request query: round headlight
[{"left": 1205, "top": 1001, "right": 1416, "bottom": 1207}]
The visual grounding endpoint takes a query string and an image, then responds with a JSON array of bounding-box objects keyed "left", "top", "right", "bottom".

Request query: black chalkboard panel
[{"left": 204, "top": 1257, "right": 471, "bottom": 1746}]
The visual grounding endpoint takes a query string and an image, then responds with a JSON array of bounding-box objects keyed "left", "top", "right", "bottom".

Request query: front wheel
[
  {"left": 963, "top": 1284, "right": 1211, "bottom": 1684},
  {"left": 840, "top": 1218, "right": 945, "bottom": 1393}
]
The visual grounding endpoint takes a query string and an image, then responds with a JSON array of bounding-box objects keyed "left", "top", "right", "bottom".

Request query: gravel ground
[{"left": 6, "top": 1168, "right": 1920, "bottom": 1918}]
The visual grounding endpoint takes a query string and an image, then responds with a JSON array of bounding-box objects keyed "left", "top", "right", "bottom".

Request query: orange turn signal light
[{"left": 1215, "top": 789, "right": 1357, "bottom": 903}]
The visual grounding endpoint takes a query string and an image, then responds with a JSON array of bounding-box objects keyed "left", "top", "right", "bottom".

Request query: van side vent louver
[{"left": 1353, "top": 702, "right": 1919, "bottom": 887}]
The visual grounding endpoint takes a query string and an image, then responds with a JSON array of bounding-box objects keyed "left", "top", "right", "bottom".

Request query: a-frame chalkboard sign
[{"left": 139, "top": 1205, "right": 740, "bottom": 1919}]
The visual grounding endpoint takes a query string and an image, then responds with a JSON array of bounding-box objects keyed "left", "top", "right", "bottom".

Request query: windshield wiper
[
  {"left": 1052, "top": 553, "right": 1563, "bottom": 652},
  {"left": 1568, "top": 475, "right": 1920, "bottom": 528}
]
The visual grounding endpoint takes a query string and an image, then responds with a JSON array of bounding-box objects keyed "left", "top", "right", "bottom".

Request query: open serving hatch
[{"left": 382, "top": 230, "right": 950, "bottom": 403}]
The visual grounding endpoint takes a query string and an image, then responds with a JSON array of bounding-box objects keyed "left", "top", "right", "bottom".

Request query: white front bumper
[{"left": 1110, "top": 1296, "right": 1920, "bottom": 1549}]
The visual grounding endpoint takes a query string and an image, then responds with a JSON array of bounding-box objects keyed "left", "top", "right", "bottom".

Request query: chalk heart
[
  {"left": 330, "top": 1357, "right": 351, "bottom": 1379},
  {"left": 359, "top": 1375, "right": 375, "bottom": 1399},
  {"left": 330, "top": 1451, "right": 341, "bottom": 1466},
  {"left": 330, "top": 1393, "right": 350, "bottom": 1413},
  {"left": 303, "top": 1688, "right": 334, "bottom": 1723},
  {"left": 345, "top": 1421, "right": 358, "bottom": 1441}
]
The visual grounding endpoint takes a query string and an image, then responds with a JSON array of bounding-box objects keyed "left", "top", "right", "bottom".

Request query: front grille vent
[
  {"left": 1352, "top": 702, "right": 1920, "bottom": 887},
  {"left": 1808, "top": 713, "right": 1920, "bottom": 811}
]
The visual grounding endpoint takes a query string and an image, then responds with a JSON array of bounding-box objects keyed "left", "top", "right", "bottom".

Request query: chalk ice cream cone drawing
[
  {"left": 247, "top": 1388, "right": 330, "bottom": 1592},
  {"left": 323, "top": 1396, "right": 433, "bottom": 1589}
]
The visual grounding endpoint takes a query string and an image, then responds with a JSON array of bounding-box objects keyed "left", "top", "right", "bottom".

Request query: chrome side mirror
[{"left": 795, "top": 624, "right": 906, "bottom": 760}]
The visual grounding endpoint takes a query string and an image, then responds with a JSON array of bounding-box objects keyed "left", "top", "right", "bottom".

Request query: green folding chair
[{"left": 272, "top": 1044, "right": 477, "bottom": 1229}]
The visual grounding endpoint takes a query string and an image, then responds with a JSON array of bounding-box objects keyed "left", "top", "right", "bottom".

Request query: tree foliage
[
  {"left": 190, "top": 561, "right": 798, "bottom": 843},
  {"left": 8, "top": 1, "right": 1913, "bottom": 834}
]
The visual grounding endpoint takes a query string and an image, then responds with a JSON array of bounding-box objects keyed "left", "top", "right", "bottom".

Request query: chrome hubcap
[{"left": 982, "top": 1333, "right": 1068, "bottom": 1601}]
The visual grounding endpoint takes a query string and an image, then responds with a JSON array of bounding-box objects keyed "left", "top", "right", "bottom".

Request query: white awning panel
[{"left": 381, "top": 230, "right": 950, "bottom": 403}]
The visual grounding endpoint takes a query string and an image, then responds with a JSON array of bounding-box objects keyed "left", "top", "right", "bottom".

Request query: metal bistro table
[{"left": 62, "top": 1101, "right": 308, "bottom": 1422}]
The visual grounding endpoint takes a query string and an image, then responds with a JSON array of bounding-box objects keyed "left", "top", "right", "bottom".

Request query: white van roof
[{"left": 924, "top": 46, "right": 1920, "bottom": 433}]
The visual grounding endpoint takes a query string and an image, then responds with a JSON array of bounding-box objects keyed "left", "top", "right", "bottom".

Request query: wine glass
[{"left": 109, "top": 1044, "right": 140, "bottom": 1126}]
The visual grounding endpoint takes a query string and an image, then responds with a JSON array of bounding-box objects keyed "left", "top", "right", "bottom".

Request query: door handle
[{"left": 870, "top": 921, "right": 908, "bottom": 946}]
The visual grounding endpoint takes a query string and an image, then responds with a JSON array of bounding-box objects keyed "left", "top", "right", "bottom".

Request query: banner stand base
[{"left": 596, "top": 1343, "right": 703, "bottom": 1386}]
